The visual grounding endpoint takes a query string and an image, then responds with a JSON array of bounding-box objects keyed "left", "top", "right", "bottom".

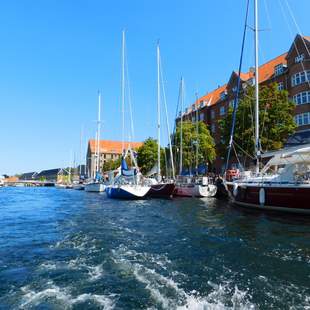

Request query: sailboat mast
[
  {"left": 179, "top": 77, "right": 184, "bottom": 175},
  {"left": 94, "top": 131, "right": 98, "bottom": 179},
  {"left": 157, "top": 42, "right": 161, "bottom": 180},
  {"left": 79, "top": 126, "right": 83, "bottom": 176},
  {"left": 254, "top": 0, "right": 260, "bottom": 174},
  {"left": 195, "top": 92, "right": 199, "bottom": 176},
  {"left": 122, "top": 30, "right": 125, "bottom": 154},
  {"left": 97, "top": 91, "right": 101, "bottom": 175}
]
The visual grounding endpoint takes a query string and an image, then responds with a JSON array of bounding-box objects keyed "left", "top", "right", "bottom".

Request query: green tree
[
  {"left": 137, "top": 138, "right": 165, "bottom": 175},
  {"left": 102, "top": 157, "right": 122, "bottom": 172},
  {"left": 219, "top": 83, "right": 296, "bottom": 160},
  {"left": 173, "top": 120, "right": 216, "bottom": 171}
]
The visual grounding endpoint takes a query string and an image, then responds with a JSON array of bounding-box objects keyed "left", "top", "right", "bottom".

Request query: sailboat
[
  {"left": 225, "top": 0, "right": 310, "bottom": 214},
  {"left": 105, "top": 30, "right": 150, "bottom": 199},
  {"left": 73, "top": 127, "right": 85, "bottom": 190},
  {"left": 173, "top": 79, "right": 217, "bottom": 198},
  {"left": 85, "top": 92, "right": 106, "bottom": 192},
  {"left": 146, "top": 42, "right": 175, "bottom": 198}
]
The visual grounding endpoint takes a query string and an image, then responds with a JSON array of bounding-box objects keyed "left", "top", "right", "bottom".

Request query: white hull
[
  {"left": 84, "top": 183, "right": 106, "bottom": 192},
  {"left": 55, "top": 183, "right": 67, "bottom": 189},
  {"left": 106, "top": 184, "right": 150, "bottom": 199}
]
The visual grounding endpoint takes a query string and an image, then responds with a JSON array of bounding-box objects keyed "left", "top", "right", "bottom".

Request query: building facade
[
  {"left": 177, "top": 35, "right": 310, "bottom": 173},
  {"left": 86, "top": 140, "right": 143, "bottom": 178}
]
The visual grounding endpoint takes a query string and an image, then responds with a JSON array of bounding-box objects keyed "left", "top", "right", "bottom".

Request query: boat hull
[
  {"left": 106, "top": 185, "right": 150, "bottom": 200},
  {"left": 174, "top": 184, "right": 217, "bottom": 197},
  {"left": 84, "top": 183, "right": 106, "bottom": 192},
  {"left": 147, "top": 183, "right": 175, "bottom": 198},
  {"left": 226, "top": 183, "right": 310, "bottom": 214},
  {"left": 73, "top": 184, "right": 85, "bottom": 190}
]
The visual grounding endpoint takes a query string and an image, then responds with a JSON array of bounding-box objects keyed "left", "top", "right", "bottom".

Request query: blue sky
[{"left": 0, "top": 0, "right": 309, "bottom": 175}]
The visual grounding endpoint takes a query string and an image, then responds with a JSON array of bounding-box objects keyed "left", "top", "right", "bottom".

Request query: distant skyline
[{"left": 1, "top": 0, "right": 309, "bottom": 175}]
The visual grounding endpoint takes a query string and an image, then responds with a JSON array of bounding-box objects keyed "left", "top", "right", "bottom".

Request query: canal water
[{"left": 0, "top": 187, "right": 309, "bottom": 309}]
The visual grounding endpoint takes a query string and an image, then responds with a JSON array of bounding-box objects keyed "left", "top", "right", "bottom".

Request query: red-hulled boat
[
  {"left": 225, "top": 146, "right": 310, "bottom": 214},
  {"left": 147, "top": 183, "right": 175, "bottom": 198},
  {"left": 224, "top": 0, "right": 310, "bottom": 215}
]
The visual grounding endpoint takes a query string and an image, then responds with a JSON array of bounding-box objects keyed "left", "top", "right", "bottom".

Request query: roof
[
  {"left": 287, "top": 34, "right": 310, "bottom": 58},
  {"left": 256, "top": 52, "right": 288, "bottom": 83},
  {"left": 3, "top": 176, "right": 19, "bottom": 183},
  {"left": 19, "top": 172, "right": 37, "bottom": 180},
  {"left": 285, "top": 129, "right": 310, "bottom": 147},
  {"left": 88, "top": 140, "right": 143, "bottom": 154},
  {"left": 36, "top": 169, "right": 61, "bottom": 177},
  {"left": 190, "top": 53, "right": 287, "bottom": 113},
  {"left": 191, "top": 84, "right": 227, "bottom": 111}
]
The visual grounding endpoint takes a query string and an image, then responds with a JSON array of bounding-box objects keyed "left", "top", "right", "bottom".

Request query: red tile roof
[
  {"left": 89, "top": 140, "right": 143, "bottom": 154},
  {"left": 189, "top": 53, "right": 288, "bottom": 113},
  {"left": 192, "top": 84, "right": 228, "bottom": 110},
  {"left": 257, "top": 52, "right": 287, "bottom": 83}
]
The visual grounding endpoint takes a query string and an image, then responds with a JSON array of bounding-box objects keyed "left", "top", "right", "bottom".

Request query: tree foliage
[
  {"left": 137, "top": 138, "right": 165, "bottom": 175},
  {"left": 102, "top": 158, "right": 122, "bottom": 172},
  {"left": 219, "top": 83, "right": 297, "bottom": 160},
  {"left": 173, "top": 120, "right": 216, "bottom": 170}
]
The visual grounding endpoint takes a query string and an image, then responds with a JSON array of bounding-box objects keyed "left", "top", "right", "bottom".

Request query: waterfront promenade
[{"left": 0, "top": 187, "right": 309, "bottom": 309}]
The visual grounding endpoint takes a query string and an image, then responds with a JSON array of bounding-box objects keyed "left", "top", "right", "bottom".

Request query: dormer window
[
  {"left": 220, "top": 91, "right": 227, "bottom": 100},
  {"left": 232, "top": 86, "right": 238, "bottom": 93},
  {"left": 295, "top": 54, "right": 305, "bottom": 63},
  {"left": 199, "top": 100, "right": 204, "bottom": 108},
  {"left": 274, "top": 64, "right": 284, "bottom": 76}
]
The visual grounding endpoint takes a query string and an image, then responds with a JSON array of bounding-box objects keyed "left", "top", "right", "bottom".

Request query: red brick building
[{"left": 177, "top": 35, "right": 310, "bottom": 173}]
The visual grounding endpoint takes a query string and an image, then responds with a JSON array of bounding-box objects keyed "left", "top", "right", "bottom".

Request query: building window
[
  {"left": 199, "top": 100, "right": 204, "bottom": 108},
  {"left": 274, "top": 64, "right": 284, "bottom": 76},
  {"left": 293, "top": 91, "right": 310, "bottom": 105},
  {"left": 220, "top": 106, "right": 225, "bottom": 116},
  {"left": 192, "top": 116, "right": 195, "bottom": 123},
  {"left": 277, "top": 82, "right": 284, "bottom": 91},
  {"left": 295, "top": 54, "right": 305, "bottom": 63},
  {"left": 220, "top": 91, "right": 227, "bottom": 100},
  {"left": 248, "top": 78, "right": 254, "bottom": 86},
  {"left": 211, "top": 124, "right": 216, "bottom": 133},
  {"left": 295, "top": 112, "right": 310, "bottom": 126},
  {"left": 232, "top": 86, "right": 238, "bottom": 93},
  {"left": 291, "top": 70, "right": 310, "bottom": 87},
  {"left": 211, "top": 110, "right": 215, "bottom": 119},
  {"left": 199, "top": 113, "right": 204, "bottom": 121}
]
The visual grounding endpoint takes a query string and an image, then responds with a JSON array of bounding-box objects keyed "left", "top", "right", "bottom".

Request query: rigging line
[
  {"left": 278, "top": 0, "right": 310, "bottom": 88},
  {"left": 248, "top": 90, "right": 256, "bottom": 150},
  {"left": 159, "top": 53, "right": 175, "bottom": 179},
  {"left": 284, "top": 0, "right": 310, "bottom": 57},
  {"left": 225, "top": 0, "right": 250, "bottom": 173},
  {"left": 173, "top": 77, "right": 182, "bottom": 133},
  {"left": 125, "top": 45, "right": 135, "bottom": 142},
  {"left": 263, "top": 0, "right": 272, "bottom": 30},
  {"left": 233, "top": 139, "right": 256, "bottom": 160},
  {"left": 260, "top": 99, "right": 269, "bottom": 143},
  {"left": 232, "top": 143, "right": 243, "bottom": 170}
]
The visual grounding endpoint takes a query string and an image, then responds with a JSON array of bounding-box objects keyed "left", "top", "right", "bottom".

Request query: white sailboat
[
  {"left": 106, "top": 30, "right": 150, "bottom": 199},
  {"left": 85, "top": 91, "right": 106, "bottom": 192},
  {"left": 174, "top": 79, "right": 217, "bottom": 198},
  {"left": 146, "top": 42, "right": 176, "bottom": 198}
]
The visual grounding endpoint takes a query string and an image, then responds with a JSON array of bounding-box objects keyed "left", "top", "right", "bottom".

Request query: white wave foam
[
  {"left": 112, "top": 245, "right": 255, "bottom": 310},
  {"left": 20, "top": 282, "right": 116, "bottom": 309},
  {"left": 87, "top": 264, "right": 104, "bottom": 281}
]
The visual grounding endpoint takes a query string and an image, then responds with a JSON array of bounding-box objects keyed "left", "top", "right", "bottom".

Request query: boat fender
[
  {"left": 233, "top": 184, "right": 238, "bottom": 197},
  {"left": 259, "top": 188, "right": 265, "bottom": 206}
]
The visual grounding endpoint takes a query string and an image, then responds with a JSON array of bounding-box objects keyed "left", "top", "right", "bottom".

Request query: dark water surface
[{"left": 0, "top": 187, "right": 309, "bottom": 309}]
